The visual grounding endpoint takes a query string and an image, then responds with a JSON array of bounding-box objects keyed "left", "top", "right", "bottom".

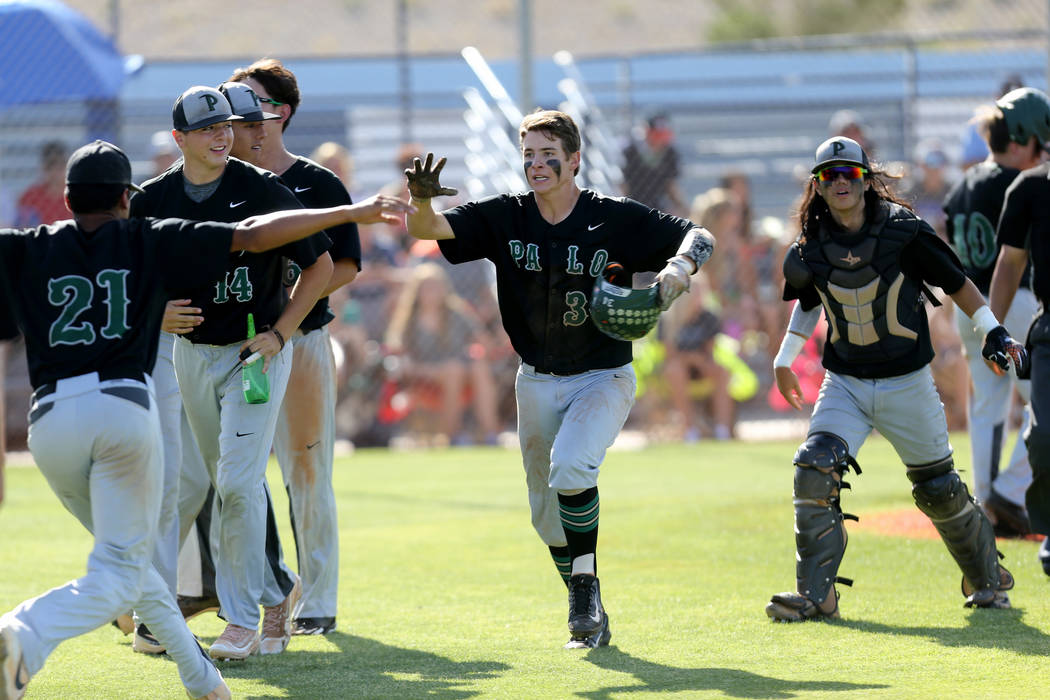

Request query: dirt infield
[{"left": 857, "top": 508, "right": 1042, "bottom": 542}]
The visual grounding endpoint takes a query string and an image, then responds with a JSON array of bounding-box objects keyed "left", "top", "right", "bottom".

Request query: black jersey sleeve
[
  {"left": 997, "top": 168, "right": 1040, "bottom": 251},
  {"left": 0, "top": 231, "right": 22, "bottom": 338},
  {"left": 439, "top": 194, "right": 508, "bottom": 264},
  {"left": 903, "top": 222, "right": 968, "bottom": 294},
  {"left": 148, "top": 219, "right": 237, "bottom": 295},
  {"left": 780, "top": 244, "right": 822, "bottom": 310},
  {"left": 618, "top": 197, "right": 695, "bottom": 272},
  {"left": 303, "top": 169, "right": 361, "bottom": 267}
]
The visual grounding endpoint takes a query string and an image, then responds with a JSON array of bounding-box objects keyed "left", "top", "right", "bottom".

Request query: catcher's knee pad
[
  {"left": 908, "top": 456, "right": 1004, "bottom": 593},
  {"left": 792, "top": 433, "right": 859, "bottom": 606}
]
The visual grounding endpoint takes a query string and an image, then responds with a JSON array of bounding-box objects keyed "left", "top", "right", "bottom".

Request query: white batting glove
[{"left": 655, "top": 256, "right": 694, "bottom": 311}]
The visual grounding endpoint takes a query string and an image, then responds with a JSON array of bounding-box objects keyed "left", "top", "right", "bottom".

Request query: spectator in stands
[
  {"left": 621, "top": 112, "right": 687, "bottom": 215},
  {"left": 659, "top": 275, "right": 733, "bottom": 441},
  {"left": 829, "top": 109, "right": 875, "bottom": 157},
  {"left": 383, "top": 262, "right": 500, "bottom": 446},
  {"left": 149, "top": 130, "right": 179, "bottom": 177},
  {"left": 310, "top": 141, "right": 355, "bottom": 195},
  {"left": 904, "top": 138, "right": 954, "bottom": 238},
  {"left": 15, "top": 140, "right": 69, "bottom": 226}
]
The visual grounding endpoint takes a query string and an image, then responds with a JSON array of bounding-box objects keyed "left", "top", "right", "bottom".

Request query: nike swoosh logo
[
  {"left": 587, "top": 223, "right": 604, "bottom": 231},
  {"left": 14, "top": 657, "right": 27, "bottom": 691},
  {"left": 306, "top": 440, "right": 320, "bottom": 450},
  {"left": 229, "top": 201, "right": 246, "bottom": 208},
  {"left": 235, "top": 431, "right": 254, "bottom": 437},
  {"left": 294, "top": 186, "right": 311, "bottom": 193}
]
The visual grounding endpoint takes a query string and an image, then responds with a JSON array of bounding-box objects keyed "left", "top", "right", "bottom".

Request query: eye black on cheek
[{"left": 546, "top": 158, "right": 562, "bottom": 178}]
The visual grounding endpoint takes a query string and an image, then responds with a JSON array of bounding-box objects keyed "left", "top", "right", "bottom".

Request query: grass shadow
[
  {"left": 216, "top": 631, "right": 510, "bottom": 699},
  {"left": 836, "top": 606, "right": 1050, "bottom": 655},
  {"left": 577, "top": 645, "right": 888, "bottom": 699}
]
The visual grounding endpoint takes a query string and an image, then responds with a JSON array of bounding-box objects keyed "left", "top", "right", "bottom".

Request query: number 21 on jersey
[{"left": 48, "top": 270, "right": 131, "bottom": 346}]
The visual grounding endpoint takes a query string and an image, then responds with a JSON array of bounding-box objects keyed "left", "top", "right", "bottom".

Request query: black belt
[
  {"left": 30, "top": 371, "right": 148, "bottom": 411},
  {"left": 537, "top": 368, "right": 588, "bottom": 377}
]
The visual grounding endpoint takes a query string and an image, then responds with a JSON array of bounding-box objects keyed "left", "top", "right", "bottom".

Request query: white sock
[{"left": 570, "top": 553, "right": 595, "bottom": 577}]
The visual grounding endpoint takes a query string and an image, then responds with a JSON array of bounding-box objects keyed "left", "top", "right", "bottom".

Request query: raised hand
[{"left": 405, "top": 152, "right": 459, "bottom": 199}]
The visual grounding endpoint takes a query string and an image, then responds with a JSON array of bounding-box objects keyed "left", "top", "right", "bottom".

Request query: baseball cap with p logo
[
  {"left": 172, "top": 86, "right": 243, "bottom": 132},
  {"left": 218, "top": 82, "right": 282, "bottom": 123},
  {"left": 812, "top": 136, "right": 870, "bottom": 174},
  {"left": 65, "top": 140, "right": 144, "bottom": 193}
]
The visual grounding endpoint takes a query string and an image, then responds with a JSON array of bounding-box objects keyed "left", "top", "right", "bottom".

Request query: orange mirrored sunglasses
[{"left": 815, "top": 165, "right": 867, "bottom": 182}]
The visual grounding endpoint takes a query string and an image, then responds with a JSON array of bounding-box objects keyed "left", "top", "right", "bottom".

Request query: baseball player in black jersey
[
  {"left": 130, "top": 83, "right": 336, "bottom": 661},
  {"left": 404, "top": 109, "right": 714, "bottom": 648},
  {"left": 766, "top": 136, "right": 1027, "bottom": 622},
  {"left": 224, "top": 60, "right": 362, "bottom": 636},
  {"left": 988, "top": 104, "right": 1050, "bottom": 572},
  {"left": 943, "top": 87, "right": 1050, "bottom": 536},
  {"left": 129, "top": 85, "right": 313, "bottom": 659},
  {"left": 0, "top": 140, "right": 410, "bottom": 699}
]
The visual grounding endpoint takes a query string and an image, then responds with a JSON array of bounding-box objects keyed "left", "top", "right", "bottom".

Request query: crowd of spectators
[{"left": 2, "top": 101, "right": 1028, "bottom": 449}]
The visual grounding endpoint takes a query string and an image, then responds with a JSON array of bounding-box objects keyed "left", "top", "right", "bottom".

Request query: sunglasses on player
[
  {"left": 815, "top": 165, "right": 867, "bottom": 182},
  {"left": 257, "top": 96, "right": 285, "bottom": 106}
]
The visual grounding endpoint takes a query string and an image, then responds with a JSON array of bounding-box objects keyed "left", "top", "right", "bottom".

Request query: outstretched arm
[
  {"left": 655, "top": 227, "right": 716, "bottom": 310},
  {"left": 404, "top": 152, "right": 457, "bottom": 241},
  {"left": 232, "top": 194, "right": 415, "bottom": 253}
]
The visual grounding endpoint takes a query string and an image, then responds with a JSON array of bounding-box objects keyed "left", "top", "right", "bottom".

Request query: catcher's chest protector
[{"left": 800, "top": 206, "right": 925, "bottom": 365}]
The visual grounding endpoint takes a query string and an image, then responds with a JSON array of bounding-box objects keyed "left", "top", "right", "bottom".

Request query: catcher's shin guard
[
  {"left": 908, "top": 456, "right": 1013, "bottom": 607},
  {"left": 790, "top": 433, "right": 859, "bottom": 608}
]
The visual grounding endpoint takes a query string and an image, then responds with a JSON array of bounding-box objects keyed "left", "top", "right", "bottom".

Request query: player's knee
[
  {"left": 793, "top": 432, "right": 853, "bottom": 503},
  {"left": 794, "top": 432, "right": 852, "bottom": 472},
  {"left": 908, "top": 456, "right": 968, "bottom": 519}
]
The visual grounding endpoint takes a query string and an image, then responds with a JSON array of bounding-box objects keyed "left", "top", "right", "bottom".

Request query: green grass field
[{"left": 1, "top": 434, "right": 1048, "bottom": 699}]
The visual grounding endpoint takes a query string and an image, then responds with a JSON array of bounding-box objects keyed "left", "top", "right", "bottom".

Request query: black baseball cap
[
  {"left": 65, "top": 140, "right": 144, "bottom": 193},
  {"left": 172, "top": 85, "right": 243, "bottom": 132},
  {"left": 218, "top": 82, "right": 282, "bottom": 123}
]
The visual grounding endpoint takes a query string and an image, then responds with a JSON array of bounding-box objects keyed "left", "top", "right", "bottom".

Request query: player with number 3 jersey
[{"left": 404, "top": 110, "right": 714, "bottom": 649}]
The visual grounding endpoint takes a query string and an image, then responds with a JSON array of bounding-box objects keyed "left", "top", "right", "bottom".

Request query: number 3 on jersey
[
  {"left": 214, "top": 266, "right": 254, "bottom": 303},
  {"left": 48, "top": 270, "right": 131, "bottom": 346}
]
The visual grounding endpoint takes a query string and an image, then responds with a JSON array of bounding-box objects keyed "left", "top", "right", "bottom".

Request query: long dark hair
[{"left": 795, "top": 163, "right": 912, "bottom": 240}]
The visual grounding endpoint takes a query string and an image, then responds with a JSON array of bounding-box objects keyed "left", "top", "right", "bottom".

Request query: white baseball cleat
[
  {"left": 209, "top": 624, "right": 259, "bottom": 661},
  {"left": 259, "top": 574, "right": 301, "bottom": 655}
]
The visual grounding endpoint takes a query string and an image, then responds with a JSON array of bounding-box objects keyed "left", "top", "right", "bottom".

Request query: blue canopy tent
[{"left": 0, "top": 0, "right": 132, "bottom": 141}]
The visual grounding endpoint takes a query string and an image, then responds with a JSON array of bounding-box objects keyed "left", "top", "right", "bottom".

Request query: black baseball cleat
[
  {"left": 564, "top": 611, "right": 611, "bottom": 649},
  {"left": 1040, "top": 537, "right": 1050, "bottom": 577},
  {"left": 292, "top": 617, "right": 336, "bottom": 636},
  {"left": 567, "top": 574, "right": 604, "bottom": 637}
]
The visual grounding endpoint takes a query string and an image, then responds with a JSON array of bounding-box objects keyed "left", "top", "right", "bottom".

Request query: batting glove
[
  {"left": 982, "top": 325, "right": 1031, "bottom": 379},
  {"left": 655, "top": 256, "right": 693, "bottom": 311},
  {"left": 405, "top": 152, "right": 459, "bottom": 199}
]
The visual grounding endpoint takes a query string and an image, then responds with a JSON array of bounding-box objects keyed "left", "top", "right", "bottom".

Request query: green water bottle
[{"left": 242, "top": 313, "right": 270, "bottom": 404}]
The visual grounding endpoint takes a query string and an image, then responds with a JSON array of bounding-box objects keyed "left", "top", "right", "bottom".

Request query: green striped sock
[{"left": 549, "top": 546, "right": 571, "bottom": 586}]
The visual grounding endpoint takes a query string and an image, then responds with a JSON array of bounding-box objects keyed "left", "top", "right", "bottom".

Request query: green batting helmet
[
  {"left": 590, "top": 263, "right": 661, "bottom": 341},
  {"left": 996, "top": 87, "right": 1050, "bottom": 146}
]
